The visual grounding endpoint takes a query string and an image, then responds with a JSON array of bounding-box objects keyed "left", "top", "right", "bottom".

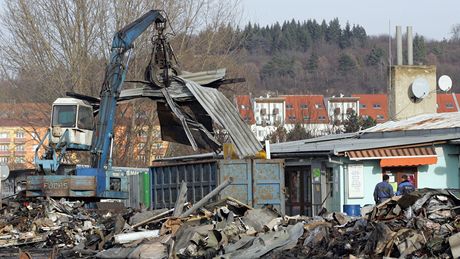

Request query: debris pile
[
  {"left": 274, "top": 188, "right": 460, "bottom": 258},
  {"left": 2, "top": 188, "right": 460, "bottom": 258}
]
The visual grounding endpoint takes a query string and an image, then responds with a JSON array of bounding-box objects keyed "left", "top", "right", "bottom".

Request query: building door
[
  {"left": 285, "top": 166, "right": 312, "bottom": 216},
  {"left": 382, "top": 167, "right": 418, "bottom": 192}
]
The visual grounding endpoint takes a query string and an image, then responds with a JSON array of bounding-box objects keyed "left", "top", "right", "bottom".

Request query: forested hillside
[{"left": 237, "top": 19, "right": 460, "bottom": 95}]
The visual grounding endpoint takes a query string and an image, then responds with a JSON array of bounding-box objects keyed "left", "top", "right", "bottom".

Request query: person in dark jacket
[
  {"left": 396, "top": 175, "right": 415, "bottom": 196},
  {"left": 373, "top": 174, "right": 394, "bottom": 204}
]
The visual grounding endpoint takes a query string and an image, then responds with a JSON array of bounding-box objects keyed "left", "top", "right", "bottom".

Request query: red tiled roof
[
  {"left": 352, "top": 94, "right": 388, "bottom": 122},
  {"left": 0, "top": 118, "right": 48, "bottom": 127},
  {"left": 0, "top": 103, "right": 51, "bottom": 120},
  {"left": 436, "top": 93, "right": 459, "bottom": 113},
  {"left": 234, "top": 95, "right": 255, "bottom": 124},
  {"left": 282, "top": 95, "right": 329, "bottom": 124}
]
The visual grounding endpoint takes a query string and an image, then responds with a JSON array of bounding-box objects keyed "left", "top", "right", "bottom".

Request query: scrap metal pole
[{"left": 181, "top": 177, "right": 233, "bottom": 218}]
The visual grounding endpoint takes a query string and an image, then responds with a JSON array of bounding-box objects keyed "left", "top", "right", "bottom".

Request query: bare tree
[
  {"left": 0, "top": 0, "right": 244, "bottom": 166},
  {"left": 451, "top": 24, "right": 460, "bottom": 42}
]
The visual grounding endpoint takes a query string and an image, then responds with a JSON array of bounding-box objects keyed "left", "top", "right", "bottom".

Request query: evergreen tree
[
  {"left": 361, "top": 116, "right": 376, "bottom": 129},
  {"left": 286, "top": 123, "right": 311, "bottom": 141},
  {"left": 344, "top": 110, "right": 360, "bottom": 132},
  {"left": 307, "top": 52, "right": 319, "bottom": 72},
  {"left": 266, "top": 125, "right": 287, "bottom": 143},
  {"left": 260, "top": 54, "right": 295, "bottom": 79},
  {"left": 326, "top": 18, "right": 341, "bottom": 44},
  {"left": 271, "top": 22, "right": 282, "bottom": 53},
  {"left": 352, "top": 25, "right": 367, "bottom": 47},
  {"left": 366, "top": 47, "right": 385, "bottom": 66},
  {"left": 413, "top": 34, "right": 426, "bottom": 64},
  {"left": 307, "top": 19, "right": 322, "bottom": 42},
  {"left": 338, "top": 53, "right": 356, "bottom": 73},
  {"left": 339, "top": 22, "right": 353, "bottom": 49},
  {"left": 344, "top": 110, "right": 376, "bottom": 133},
  {"left": 320, "top": 20, "right": 328, "bottom": 39},
  {"left": 298, "top": 27, "right": 312, "bottom": 51}
]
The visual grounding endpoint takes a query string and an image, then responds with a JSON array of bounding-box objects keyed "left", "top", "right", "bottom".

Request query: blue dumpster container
[{"left": 343, "top": 204, "right": 361, "bottom": 216}]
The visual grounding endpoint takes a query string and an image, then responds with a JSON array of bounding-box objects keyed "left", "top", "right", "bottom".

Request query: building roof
[
  {"left": 271, "top": 131, "right": 460, "bottom": 156},
  {"left": 363, "top": 112, "right": 460, "bottom": 133},
  {"left": 282, "top": 95, "right": 329, "bottom": 124},
  {"left": 328, "top": 96, "right": 360, "bottom": 102},
  {"left": 234, "top": 95, "right": 255, "bottom": 124},
  {"left": 352, "top": 94, "right": 388, "bottom": 122},
  {"left": 436, "top": 93, "right": 460, "bottom": 113},
  {"left": 254, "top": 97, "right": 285, "bottom": 103},
  {"left": 0, "top": 103, "right": 50, "bottom": 127},
  {"left": 271, "top": 112, "right": 460, "bottom": 156},
  {"left": 0, "top": 118, "right": 45, "bottom": 127}
]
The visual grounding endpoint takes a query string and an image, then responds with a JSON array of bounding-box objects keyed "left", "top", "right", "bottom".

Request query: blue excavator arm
[
  {"left": 91, "top": 10, "right": 165, "bottom": 170},
  {"left": 28, "top": 10, "right": 168, "bottom": 199}
]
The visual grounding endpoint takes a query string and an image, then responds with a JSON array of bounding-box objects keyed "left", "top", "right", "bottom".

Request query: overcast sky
[{"left": 241, "top": 0, "right": 459, "bottom": 40}]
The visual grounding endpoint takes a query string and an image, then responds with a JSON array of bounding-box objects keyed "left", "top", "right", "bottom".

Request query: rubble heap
[
  {"left": 1, "top": 188, "right": 460, "bottom": 258},
  {"left": 276, "top": 188, "right": 460, "bottom": 258}
]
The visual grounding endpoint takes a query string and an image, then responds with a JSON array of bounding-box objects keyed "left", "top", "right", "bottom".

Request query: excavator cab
[{"left": 50, "top": 98, "right": 94, "bottom": 150}]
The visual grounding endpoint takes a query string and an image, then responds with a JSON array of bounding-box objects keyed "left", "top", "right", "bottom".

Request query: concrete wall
[{"left": 389, "top": 65, "right": 437, "bottom": 120}]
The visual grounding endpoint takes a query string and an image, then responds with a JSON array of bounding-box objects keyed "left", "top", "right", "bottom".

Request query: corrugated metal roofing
[
  {"left": 184, "top": 79, "right": 262, "bottom": 158},
  {"left": 364, "top": 112, "right": 460, "bottom": 132},
  {"left": 347, "top": 146, "right": 436, "bottom": 159},
  {"left": 271, "top": 132, "right": 460, "bottom": 155}
]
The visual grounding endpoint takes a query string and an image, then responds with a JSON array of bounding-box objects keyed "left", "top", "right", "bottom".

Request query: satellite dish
[
  {"left": 411, "top": 77, "right": 430, "bottom": 99},
  {"left": 0, "top": 165, "right": 9, "bottom": 181},
  {"left": 438, "top": 75, "right": 452, "bottom": 92}
]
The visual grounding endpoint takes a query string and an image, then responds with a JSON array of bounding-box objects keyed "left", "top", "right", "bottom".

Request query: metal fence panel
[{"left": 151, "top": 161, "right": 217, "bottom": 210}]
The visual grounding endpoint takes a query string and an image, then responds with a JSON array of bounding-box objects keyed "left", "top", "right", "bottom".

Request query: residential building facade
[
  {"left": 235, "top": 95, "right": 330, "bottom": 141},
  {"left": 326, "top": 96, "right": 360, "bottom": 123}
]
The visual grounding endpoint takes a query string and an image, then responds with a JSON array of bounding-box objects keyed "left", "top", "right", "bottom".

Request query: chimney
[
  {"left": 396, "top": 26, "right": 403, "bottom": 65},
  {"left": 407, "top": 26, "right": 413, "bottom": 65}
]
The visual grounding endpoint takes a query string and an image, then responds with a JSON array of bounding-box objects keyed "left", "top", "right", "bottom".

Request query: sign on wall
[{"left": 348, "top": 164, "right": 364, "bottom": 198}]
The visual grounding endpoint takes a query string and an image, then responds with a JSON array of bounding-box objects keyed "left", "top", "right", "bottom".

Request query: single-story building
[{"left": 271, "top": 112, "right": 460, "bottom": 216}]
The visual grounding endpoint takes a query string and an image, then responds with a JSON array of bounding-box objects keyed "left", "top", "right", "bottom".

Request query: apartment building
[
  {"left": 352, "top": 94, "right": 388, "bottom": 122},
  {"left": 283, "top": 95, "right": 329, "bottom": 134},
  {"left": 235, "top": 95, "right": 330, "bottom": 141}
]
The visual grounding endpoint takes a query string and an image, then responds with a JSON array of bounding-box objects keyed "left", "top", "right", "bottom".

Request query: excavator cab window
[
  {"left": 52, "top": 105, "right": 77, "bottom": 128},
  {"left": 77, "top": 106, "right": 94, "bottom": 130}
]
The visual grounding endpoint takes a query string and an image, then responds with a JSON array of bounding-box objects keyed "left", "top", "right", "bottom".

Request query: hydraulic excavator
[{"left": 28, "top": 10, "right": 178, "bottom": 199}]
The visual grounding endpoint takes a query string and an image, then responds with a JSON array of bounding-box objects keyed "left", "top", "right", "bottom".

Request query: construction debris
[{"left": 2, "top": 188, "right": 460, "bottom": 258}]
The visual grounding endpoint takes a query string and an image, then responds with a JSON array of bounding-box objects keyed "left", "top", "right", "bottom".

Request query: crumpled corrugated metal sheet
[
  {"left": 180, "top": 69, "right": 226, "bottom": 85},
  {"left": 119, "top": 73, "right": 261, "bottom": 158},
  {"left": 183, "top": 79, "right": 262, "bottom": 158}
]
